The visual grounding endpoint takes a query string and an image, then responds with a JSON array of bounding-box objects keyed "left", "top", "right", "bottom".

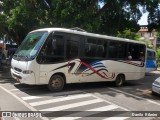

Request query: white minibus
[{"left": 11, "top": 28, "right": 146, "bottom": 91}]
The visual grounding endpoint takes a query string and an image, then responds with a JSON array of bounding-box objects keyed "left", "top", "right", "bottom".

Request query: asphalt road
[{"left": 0, "top": 67, "right": 160, "bottom": 120}]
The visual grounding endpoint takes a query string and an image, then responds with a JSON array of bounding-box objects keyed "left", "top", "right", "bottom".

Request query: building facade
[{"left": 139, "top": 25, "right": 157, "bottom": 50}]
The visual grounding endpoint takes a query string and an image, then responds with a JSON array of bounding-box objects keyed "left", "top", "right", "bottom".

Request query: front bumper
[
  {"left": 11, "top": 68, "right": 36, "bottom": 85},
  {"left": 152, "top": 84, "right": 160, "bottom": 94}
]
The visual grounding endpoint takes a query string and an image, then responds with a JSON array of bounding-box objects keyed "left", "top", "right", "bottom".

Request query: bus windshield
[{"left": 13, "top": 31, "right": 48, "bottom": 60}]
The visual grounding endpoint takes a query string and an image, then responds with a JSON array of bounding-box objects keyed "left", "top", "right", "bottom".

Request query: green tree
[
  {"left": 157, "top": 32, "right": 160, "bottom": 42},
  {"left": 156, "top": 47, "right": 160, "bottom": 67},
  {"left": 0, "top": 0, "right": 160, "bottom": 44},
  {"left": 116, "top": 29, "right": 139, "bottom": 40},
  {"left": 116, "top": 28, "right": 155, "bottom": 49}
]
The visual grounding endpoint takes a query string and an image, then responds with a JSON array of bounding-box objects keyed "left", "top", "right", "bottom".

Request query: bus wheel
[
  {"left": 48, "top": 75, "right": 65, "bottom": 92},
  {"left": 114, "top": 74, "right": 125, "bottom": 87}
]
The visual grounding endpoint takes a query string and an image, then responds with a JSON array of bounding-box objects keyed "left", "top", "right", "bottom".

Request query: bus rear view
[{"left": 146, "top": 48, "right": 157, "bottom": 72}]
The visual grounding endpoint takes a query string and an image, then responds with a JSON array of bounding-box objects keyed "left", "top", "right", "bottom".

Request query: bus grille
[{"left": 14, "top": 67, "right": 22, "bottom": 72}]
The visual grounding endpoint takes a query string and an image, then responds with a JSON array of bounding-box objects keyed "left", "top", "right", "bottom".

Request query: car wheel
[
  {"left": 114, "top": 74, "right": 125, "bottom": 87},
  {"left": 48, "top": 75, "right": 65, "bottom": 92}
]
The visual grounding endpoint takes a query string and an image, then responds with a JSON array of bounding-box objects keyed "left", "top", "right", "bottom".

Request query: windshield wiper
[{"left": 24, "top": 55, "right": 31, "bottom": 61}]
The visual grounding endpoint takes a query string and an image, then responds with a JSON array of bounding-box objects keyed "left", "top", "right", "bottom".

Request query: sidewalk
[{"left": 0, "top": 65, "right": 12, "bottom": 79}]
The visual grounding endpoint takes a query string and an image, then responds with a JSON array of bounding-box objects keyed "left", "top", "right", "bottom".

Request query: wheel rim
[
  {"left": 51, "top": 78, "right": 62, "bottom": 89},
  {"left": 116, "top": 76, "right": 123, "bottom": 86}
]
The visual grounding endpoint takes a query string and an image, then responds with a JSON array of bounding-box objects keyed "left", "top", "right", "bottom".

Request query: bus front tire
[
  {"left": 48, "top": 75, "right": 65, "bottom": 92},
  {"left": 114, "top": 74, "right": 125, "bottom": 87}
]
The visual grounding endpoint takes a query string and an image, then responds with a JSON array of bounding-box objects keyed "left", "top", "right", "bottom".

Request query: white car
[{"left": 152, "top": 77, "right": 160, "bottom": 95}]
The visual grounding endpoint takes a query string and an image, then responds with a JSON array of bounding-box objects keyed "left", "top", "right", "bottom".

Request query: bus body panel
[
  {"left": 11, "top": 58, "right": 145, "bottom": 85},
  {"left": 11, "top": 68, "right": 36, "bottom": 84},
  {"left": 38, "top": 59, "right": 145, "bottom": 84},
  {"left": 27, "top": 60, "right": 40, "bottom": 84},
  {"left": 11, "top": 59, "right": 36, "bottom": 84},
  {"left": 146, "top": 48, "right": 157, "bottom": 72},
  {"left": 11, "top": 59, "right": 40, "bottom": 85},
  {"left": 39, "top": 62, "right": 67, "bottom": 84},
  {"left": 105, "top": 60, "right": 145, "bottom": 80},
  {"left": 10, "top": 28, "right": 147, "bottom": 87},
  {"left": 146, "top": 60, "right": 157, "bottom": 72}
]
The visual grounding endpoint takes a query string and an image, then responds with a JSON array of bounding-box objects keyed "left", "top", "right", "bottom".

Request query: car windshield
[{"left": 14, "top": 31, "right": 48, "bottom": 60}]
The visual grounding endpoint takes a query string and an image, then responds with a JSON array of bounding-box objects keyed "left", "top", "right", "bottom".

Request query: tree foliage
[
  {"left": 0, "top": 0, "right": 159, "bottom": 44},
  {"left": 157, "top": 32, "right": 160, "bottom": 42},
  {"left": 156, "top": 47, "right": 160, "bottom": 67},
  {"left": 116, "top": 29, "right": 139, "bottom": 40}
]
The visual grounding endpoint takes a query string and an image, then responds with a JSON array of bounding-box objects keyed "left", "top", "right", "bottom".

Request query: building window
[
  {"left": 150, "top": 33, "right": 153, "bottom": 37},
  {"left": 141, "top": 33, "right": 144, "bottom": 37}
]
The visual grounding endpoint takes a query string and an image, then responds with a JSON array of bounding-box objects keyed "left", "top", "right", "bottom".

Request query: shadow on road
[
  {"left": 0, "top": 66, "right": 16, "bottom": 84},
  {"left": 98, "top": 71, "right": 160, "bottom": 101}
]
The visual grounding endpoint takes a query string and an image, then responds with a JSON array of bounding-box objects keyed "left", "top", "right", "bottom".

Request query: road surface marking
[
  {"left": 109, "top": 88, "right": 160, "bottom": 106},
  {"left": 41, "top": 99, "right": 103, "bottom": 112},
  {"left": 52, "top": 117, "right": 79, "bottom": 120},
  {"left": 0, "top": 85, "right": 49, "bottom": 120},
  {"left": 86, "top": 104, "right": 118, "bottom": 111},
  {"left": 103, "top": 117, "right": 129, "bottom": 120},
  {"left": 51, "top": 105, "right": 118, "bottom": 120},
  {"left": 22, "top": 96, "right": 42, "bottom": 100},
  {"left": 30, "top": 93, "right": 92, "bottom": 106},
  {"left": 87, "top": 92, "right": 129, "bottom": 111},
  {"left": 14, "top": 83, "right": 20, "bottom": 85},
  {"left": 21, "top": 90, "right": 84, "bottom": 101},
  {"left": 42, "top": 90, "right": 84, "bottom": 96}
]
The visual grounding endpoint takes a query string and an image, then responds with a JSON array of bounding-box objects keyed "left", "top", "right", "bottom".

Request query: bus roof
[{"left": 31, "top": 28, "right": 146, "bottom": 45}]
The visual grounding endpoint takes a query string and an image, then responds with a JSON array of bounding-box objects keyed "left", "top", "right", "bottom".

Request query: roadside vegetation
[
  {"left": 0, "top": 0, "right": 159, "bottom": 44},
  {"left": 0, "top": 0, "right": 160, "bottom": 66}
]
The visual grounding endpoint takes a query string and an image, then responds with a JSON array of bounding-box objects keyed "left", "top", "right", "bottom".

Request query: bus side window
[
  {"left": 139, "top": 52, "right": 144, "bottom": 61},
  {"left": 96, "top": 39, "right": 105, "bottom": 58},
  {"left": 84, "top": 38, "right": 106, "bottom": 58},
  {"left": 66, "top": 35, "right": 80, "bottom": 59},
  {"left": 43, "top": 34, "right": 52, "bottom": 56},
  {"left": 51, "top": 38, "right": 57, "bottom": 55},
  {"left": 153, "top": 52, "right": 156, "bottom": 60},
  {"left": 129, "top": 44, "right": 145, "bottom": 61},
  {"left": 37, "top": 33, "right": 65, "bottom": 63},
  {"left": 108, "top": 41, "right": 127, "bottom": 59},
  {"left": 97, "top": 45, "right": 104, "bottom": 58},
  {"left": 85, "top": 43, "right": 90, "bottom": 56}
]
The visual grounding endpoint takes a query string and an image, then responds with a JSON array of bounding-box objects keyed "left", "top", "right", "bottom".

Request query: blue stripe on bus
[{"left": 146, "top": 60, "right": 156, "bottom": 68}]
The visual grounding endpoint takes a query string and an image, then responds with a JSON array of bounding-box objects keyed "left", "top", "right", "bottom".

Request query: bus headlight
[{"left": 23, "top": 70, "right": 33, "bottom": 74}]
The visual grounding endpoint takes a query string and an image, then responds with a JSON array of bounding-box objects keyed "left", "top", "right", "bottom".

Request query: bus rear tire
[
  {"left": 114, "top": 74, "right": 125, "bottom": 87},
  {"left": 48, "top": 75, "right": 65, "bottom": 92}
]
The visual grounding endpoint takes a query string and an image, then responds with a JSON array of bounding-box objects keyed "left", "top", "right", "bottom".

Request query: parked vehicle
[
  {"left": 152, "top": 77, "right": 160, "bottom": 95},
  {"left": 0, "top": 39, "right": 18, "bottom": 65}
]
